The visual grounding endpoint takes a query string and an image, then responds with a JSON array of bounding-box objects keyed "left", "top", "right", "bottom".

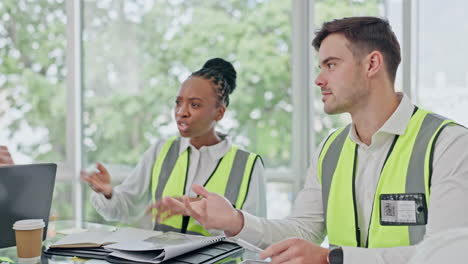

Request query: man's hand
[
  {"left": 260, "top": 238, "right": 329, "bottom": 264},
  {"left": 80, "top": 162, "right": 113, "bottom": 198},
  {"left": 149, "top": 184, "right": 245, "bottom": 236},
  {"left": 0, "top": 146, "right": 14, "bottom": 166}
]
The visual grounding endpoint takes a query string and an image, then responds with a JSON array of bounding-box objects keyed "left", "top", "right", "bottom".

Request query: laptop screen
[{"left": 0, "top": 163, "right": 57, "bottom": 248}]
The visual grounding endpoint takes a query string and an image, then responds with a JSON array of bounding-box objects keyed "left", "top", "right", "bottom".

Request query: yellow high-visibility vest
[
  {"left": 151, "top": 137, "right": 260, "bottom": 235},
  {"left": 317, "top": 108, "right": 455, "bottom": 248}
]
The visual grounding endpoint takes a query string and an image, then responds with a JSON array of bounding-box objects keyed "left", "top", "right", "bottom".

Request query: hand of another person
[
  {"left": 260, "top": 238, "right": 329, "bottom": 264},
  {"left": 149, "top": 184, "right": 244, "bottom": 236},
  {"left": 0, "top": 146, "right": 14, "bottom": 166},
  {"left": 80, "top": 162, "right": 113, "bottom": 198}
]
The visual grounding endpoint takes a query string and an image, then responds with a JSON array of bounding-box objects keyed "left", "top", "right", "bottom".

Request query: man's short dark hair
[{"left": 312, "top": 16, "right": 401, "bottom": 83}]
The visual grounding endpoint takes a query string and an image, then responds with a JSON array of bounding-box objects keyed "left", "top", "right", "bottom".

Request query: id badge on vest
[{"left": 380, "top": 193, "right": 428, "bottom": 226}]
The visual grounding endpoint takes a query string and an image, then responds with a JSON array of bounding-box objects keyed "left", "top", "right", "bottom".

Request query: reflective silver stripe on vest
[
  {"left": 153, "top": 138, "right": 181, "bottom": 231},
  {"left": 406, "top": 113, "right": 447, "bottom": 245},
  {"left": 155, "top": 138, "right": 182, "bottom": 201},
  {"left": 321, "top": 125, "right": 351, "bottom": 224},
  {"left": 224, "top": 149, "right": 251, "bottom": 206}
]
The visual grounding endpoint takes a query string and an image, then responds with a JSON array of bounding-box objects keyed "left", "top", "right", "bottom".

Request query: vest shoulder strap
[
  {"left": 227, "top": 148, "right": 260, "bottom": 209},
  {"left": 319, "top": 124, "right": 352, "bottom": 223}
]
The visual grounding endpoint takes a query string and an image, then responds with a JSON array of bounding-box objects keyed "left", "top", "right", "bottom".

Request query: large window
[
  {"left": 83, "top": 0, "right": 292, "bottom": 168},
  {"left": 81, "top": 0, "right": 386, "bottom": 222},
  {"left": 416, "top": 0, "right": 468, "bottom": 126},
  {"left": 0, "top": 0, "right": 72, "bottom": 221},
  {"left": 83, "top": 0, "right": 293, "bottom": 221},
  {"left": 82, "top": 0, "right": 293, "bottom": 222},
  {"left": 0, "top": 0, "right": 66, "bottom": 164},
  {"left": 3, "top": 0, "right": 448, "bottom": 224}
]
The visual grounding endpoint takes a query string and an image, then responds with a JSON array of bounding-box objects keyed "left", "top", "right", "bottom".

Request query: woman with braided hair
[{"left": 81, "top": 58, "right": 266, "bottom": 235}]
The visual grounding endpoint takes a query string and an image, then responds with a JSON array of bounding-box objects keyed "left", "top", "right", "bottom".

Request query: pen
[
  {"left": 236, "top": 239, "right": 271, "bottom": 263},
  {"left": 236, "top": 239, "right": 272, "bottom": 262}
]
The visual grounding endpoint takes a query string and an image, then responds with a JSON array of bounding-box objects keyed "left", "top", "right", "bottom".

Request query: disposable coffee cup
[{"left": 12, "top": 219, "right": 45, "bottom": 262}]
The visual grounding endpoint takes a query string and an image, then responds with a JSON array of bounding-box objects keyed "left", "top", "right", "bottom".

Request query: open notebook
[{"left": 105, "top": 232, "right": 226, "bottom": 263}]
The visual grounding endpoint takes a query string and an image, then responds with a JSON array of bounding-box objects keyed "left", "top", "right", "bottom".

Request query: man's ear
[
  {"left": 216, "top": 105, "right": 226, "bottom": 121},
  {"left": 366, "top": 51, "right": 384, "bottom": 78}
]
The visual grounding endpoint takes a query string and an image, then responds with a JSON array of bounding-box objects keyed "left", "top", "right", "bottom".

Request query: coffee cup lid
[{"left": 13, "top": 219, "right": 45, "bottom": 230}]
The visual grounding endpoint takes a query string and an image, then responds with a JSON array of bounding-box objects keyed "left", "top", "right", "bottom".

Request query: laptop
[{"left": 0, "top": 163, "right": 57, "bottom": 248}]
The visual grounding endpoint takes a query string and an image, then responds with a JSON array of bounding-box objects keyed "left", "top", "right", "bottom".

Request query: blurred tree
[
  {"left": 82, "top": 0, "right": 292, "bottom": 168},
  {"left": 0, "top": 0, "right": 66, "bottom": 160},
  {"left": 0, "top": 0, "right": 71, "bottom": 220}
]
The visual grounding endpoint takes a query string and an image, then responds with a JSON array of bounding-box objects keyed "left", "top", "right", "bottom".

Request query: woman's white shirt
[{"left": 90, "top": 135, "right": 266, "bottom": 234}]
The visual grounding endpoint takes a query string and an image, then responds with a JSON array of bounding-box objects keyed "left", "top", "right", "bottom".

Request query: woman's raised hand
[{"left": 81, "top": 162, "right": 113, "bottom": 198}]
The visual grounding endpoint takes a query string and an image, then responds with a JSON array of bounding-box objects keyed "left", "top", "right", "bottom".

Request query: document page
[
  {"left": 51, "top": 227, "right": 162, "bottom": 248},
  {"left": 105, "top": 232, "right": 226, "bottom": 263},
  {"left": 51, "top": 230, "right": 112, "bottom": 248},
  {"left": 105, "top": 227, "right": 162, "bottom": 243}
]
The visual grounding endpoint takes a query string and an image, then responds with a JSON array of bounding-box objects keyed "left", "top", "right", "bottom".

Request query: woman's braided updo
[{"left": 191, "top": 58, "right": 237, "bottom": 107}]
